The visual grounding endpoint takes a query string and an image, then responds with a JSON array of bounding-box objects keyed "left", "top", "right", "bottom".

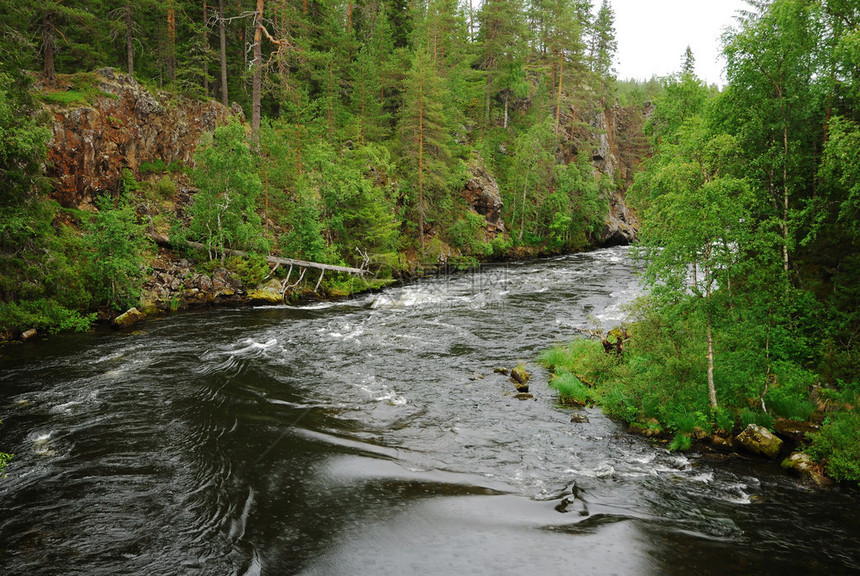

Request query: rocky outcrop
[
  {"left": 45, "top": 68, "right": 234, "bottom": 208},
  {"left": 590, "top": 103, "right": 648, "bottom": 247},
  {"left": 600, "top": 193, "right": 639, "bottom": 247},
  {"left": 247, "top": 279, "right": 286, "bottom": 305},
  {"left": 139, "top": 256, "right": 246, "bottom": 313},
  {"left": 461, "top": 154, "right": 506, "bottom": 237},
  {"left": 735, "top": 424, "right": 784, "bottom": 459}
]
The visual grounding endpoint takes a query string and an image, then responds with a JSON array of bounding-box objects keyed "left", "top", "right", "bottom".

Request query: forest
[
  {"left": 0, "top": 0, "right": 630, "bottom": 331},
  {"left": 0, "top": 0, "right": 858, "bottom": 482}
]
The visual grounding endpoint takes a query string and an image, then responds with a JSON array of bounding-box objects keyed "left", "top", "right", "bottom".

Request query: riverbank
[{"left": 539, "top": 332, "right": 860, "bottom": 489}]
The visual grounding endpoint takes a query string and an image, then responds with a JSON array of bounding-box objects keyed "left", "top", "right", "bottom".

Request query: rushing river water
[{"left": 1, "top": 247, "right": 858, "bottom": 575}]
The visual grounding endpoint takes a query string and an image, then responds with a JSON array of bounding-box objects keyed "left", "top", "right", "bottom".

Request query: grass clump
[{"left": 549, "top": 371, "right": 591, "bottom": 406}]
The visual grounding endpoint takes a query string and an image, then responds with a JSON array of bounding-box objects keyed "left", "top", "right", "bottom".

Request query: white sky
[{"left": 611, "top": 0, "right": 749, "bottom": 85}]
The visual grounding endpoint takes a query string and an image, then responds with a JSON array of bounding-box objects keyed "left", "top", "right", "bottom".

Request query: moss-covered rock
[
  {"left": 113, "top": 307, "right": 145, "bottom": 329},
  {"left": 248, "top": 279, "right": 284, "bottom": 305},
  {"left": 510, "top": 365, "right": 530, "bottom": 392},
  {"left": 782, "top": 452, "right": 833, "bottom": 488},
  {"left": 735, "top": 423, "right": 783, "bottom": 459}
]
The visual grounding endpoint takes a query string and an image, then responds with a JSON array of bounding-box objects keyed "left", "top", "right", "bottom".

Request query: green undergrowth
[{"left": 37, "top": 72, "right": 115, "bottom": 106}]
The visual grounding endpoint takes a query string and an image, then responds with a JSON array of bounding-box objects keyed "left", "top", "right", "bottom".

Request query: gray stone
[{"left": 570, "top": 412, "right": 590, "bottom": 424}]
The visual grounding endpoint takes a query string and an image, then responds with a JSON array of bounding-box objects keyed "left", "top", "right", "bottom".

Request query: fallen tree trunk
[{"left": 148, "top": 233, "right": 367, "bottom": 276}]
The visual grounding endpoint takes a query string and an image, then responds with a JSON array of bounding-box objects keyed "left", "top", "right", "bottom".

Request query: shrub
[
  {"left": 85, "top": 195, "right": 149, "bottom": 310},
  {"left": 0, "top": 299, "right": 94, "bottom": 335},
  {"left": 140, "top": 159, "right": 168, "bottom": 174},
  {"left": 808, "top": 410, "right": 860, "bottom": 484},
  {"left": 669, "top": 433, "right": 693, "bottom": 452},
  {"left": 225, "top": 254, "right": 269, "bottom": 287}
]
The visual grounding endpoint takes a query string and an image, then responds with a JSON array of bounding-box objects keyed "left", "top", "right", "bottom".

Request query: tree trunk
[
  {"left": 706, "top": 264, "right": 717, "bottom": 409},
  {"left": 126, "top": 1, "right": 134, "bottom": 76},
  {"left": 167, "top": 1, "right": 176, "bottom": 83},
  {"left": 469, "top": 0, "right": 473, "bottom": 41},
  {"left": 203, "top": 0, "right": 210, "bottom": 94},
  {"left": 251, "top": 0, "right": 264, "bottom": 149},
  {"left": 238, "top": 0, "right": 246, "bottom": 78},
  {"left": 418, "top": 73, "right": 425, "bottom": 250},
  {"left": 43, "top": 14, "right": 56, "bottom": 86},
  {"left": 782, "top": 123, "right": 790, "bottom": 273},
  {"left": 503, "top": 93, "right": 509, "bottom": 129},
  {"left": 707, "top": 317, "right": 717, "bottom": 408},
  {"left": 555, "top": 53, "right": 563, "bottom": 134},
  {"left": 219, "top": 0, "right": 229, "bottom": 105}
]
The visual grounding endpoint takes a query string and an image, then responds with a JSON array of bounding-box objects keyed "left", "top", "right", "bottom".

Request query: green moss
[{"left": 37, "top": 73, "right": 115, "bottom": 106}]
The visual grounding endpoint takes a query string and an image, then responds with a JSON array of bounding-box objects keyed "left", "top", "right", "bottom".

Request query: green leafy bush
[
  {"left": 808, "top": 410, "right": 860, "bottom": 483},
  {"left": 140, "top": 159, "right": 167, "bottom": 174},
  {"left": 0, "top": 299, "right": 94, "bottom": 335},
  {"left": 84, "top": 195, "right": 149, "bottom": 311},
  {"left": 189, "top": 120, "right": 267, "bottom": 261},
  {"left": 225, "top": 254, "right": 269, "bottom": 287}
]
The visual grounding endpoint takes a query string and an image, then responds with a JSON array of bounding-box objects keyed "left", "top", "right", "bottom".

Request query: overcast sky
[{"left": 611, "top": 0, "right": 749, "bottom": 85}]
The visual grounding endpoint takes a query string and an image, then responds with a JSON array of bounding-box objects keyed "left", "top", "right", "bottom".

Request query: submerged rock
[
  {"left": 113, "top": 307, "right": 146, "bottom": 329},
  {"left": 735, "top": 423, "right": 784, "bottom": 459}
]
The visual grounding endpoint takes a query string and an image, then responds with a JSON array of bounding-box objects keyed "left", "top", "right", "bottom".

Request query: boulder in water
[
  {"left": 510, "top": 365, "right": 530, "bottom": 392},
  {"left": 781, "top": 452, "right": 833, "bottom": 488},
  {"left": 735, "top": 423, "right": 783, "bottom": 459},
  {"left": 248, "top": 279, "right": 284, "bottom": 305},
  {"left": 21, "top": 328, "right": 38, "bottom": 342},
  {"left": 113, "top": 307, "right": 145, "bottom": 329},
  {"left": 570, "top": 412, "right": 590, "bottom": 424}
]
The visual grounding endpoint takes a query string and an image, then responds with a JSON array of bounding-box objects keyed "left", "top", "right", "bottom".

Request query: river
[{"left": 0, "top": 247, "right": 857, "bottom": 575}]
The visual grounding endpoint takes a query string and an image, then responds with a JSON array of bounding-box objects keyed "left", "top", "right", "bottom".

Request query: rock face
[
  {"left": 461, "top": 154, "right": 506, "bottom": 237},
  {"left": 590, "top": 104, "right": 648, "bottom": 247},
  {"left": 45, "top": 68, "right": 233, "bottom": 208},
  {"left": 735, "top": 424, "right": 784, "bottom": 459},
  {"left": 600, "top": 193, "right": 639, "bottom": 247}
]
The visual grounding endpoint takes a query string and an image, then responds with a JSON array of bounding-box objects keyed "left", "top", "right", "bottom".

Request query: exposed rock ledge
[{"left": 45, "top": 67, "right": 234, "bottom": 209}]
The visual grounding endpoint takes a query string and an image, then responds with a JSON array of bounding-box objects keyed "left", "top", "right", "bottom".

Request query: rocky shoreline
[{"left": 603, "top": 399, "right": 834, "bottom": 488}]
